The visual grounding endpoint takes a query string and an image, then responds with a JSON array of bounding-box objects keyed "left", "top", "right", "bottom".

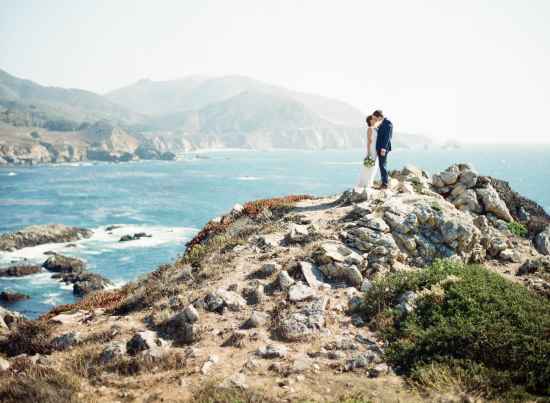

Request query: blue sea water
[{"left": 1, "top": 145, "right": 549, "bottom": 318}]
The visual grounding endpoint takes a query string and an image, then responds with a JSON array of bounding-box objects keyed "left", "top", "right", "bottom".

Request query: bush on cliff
[{"left": 361, "top": 260, "right": 550, "bottom": 399}]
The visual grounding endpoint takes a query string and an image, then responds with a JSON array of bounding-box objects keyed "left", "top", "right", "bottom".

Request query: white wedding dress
[{"left": 356, "top": 128, "right": 378, "bottom": 189}]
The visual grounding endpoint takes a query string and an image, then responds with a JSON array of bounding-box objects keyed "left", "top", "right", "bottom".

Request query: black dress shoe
[{"left": 380, "top": 184, "right": 389, "bottom": 190}]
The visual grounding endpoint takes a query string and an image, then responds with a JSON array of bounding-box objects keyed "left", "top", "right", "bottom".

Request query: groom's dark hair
[{"left": 373, "top": 110, "right": 384, "bottom": 118}]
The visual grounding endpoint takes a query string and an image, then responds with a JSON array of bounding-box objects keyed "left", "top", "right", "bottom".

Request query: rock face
[{"left": 0, "top": 224, "right": 92, "bottom": 251}]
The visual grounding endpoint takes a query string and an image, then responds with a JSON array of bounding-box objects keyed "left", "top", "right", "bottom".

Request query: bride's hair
[{"left": 366, "top": 115, "right": 374, "bottom": 127}]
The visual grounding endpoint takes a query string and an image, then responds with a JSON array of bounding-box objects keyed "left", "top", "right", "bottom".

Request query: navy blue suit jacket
[{"left": 376, "top": 118, "right": 393, "bottom": 152}]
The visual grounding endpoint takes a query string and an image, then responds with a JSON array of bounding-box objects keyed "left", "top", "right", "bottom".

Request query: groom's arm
[{"left": 380, "top": 121, "right": 393, "bottom": 151}]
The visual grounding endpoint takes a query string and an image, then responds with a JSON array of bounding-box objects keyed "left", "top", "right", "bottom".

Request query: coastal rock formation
[
  {"left": 43, "top": 253, "right": 86, "bottom": 273},
  {"left": 1, "top": 163, "right": 549, "bottom": 402},
  {"left": 0, "top": 265, "right": 42, "bottom": 277},
  {"left": 41, "top": 253, "right": 112, "bottom": 296},
  {"left": 0, "top": 224, "right": 92, "bottom": 251},
  {"left": 0, "top": 291, "right": 30, "bottom": 303}
]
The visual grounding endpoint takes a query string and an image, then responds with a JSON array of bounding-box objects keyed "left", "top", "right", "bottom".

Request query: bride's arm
[{"left": 367, "top": 128, "right": 373, "bottom": 156}]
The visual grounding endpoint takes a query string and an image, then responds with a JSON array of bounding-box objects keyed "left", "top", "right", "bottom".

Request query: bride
[{"left": 357, "top": 115, "right": 380, "bottom": 189}]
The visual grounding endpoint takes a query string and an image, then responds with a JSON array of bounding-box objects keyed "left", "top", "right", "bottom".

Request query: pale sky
[{"left": 1, "top": 0, "right": 549, "bottom": 143}]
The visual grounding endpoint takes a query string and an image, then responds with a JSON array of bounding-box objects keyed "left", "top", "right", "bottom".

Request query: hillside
[
  {"left": 1, "top": 163, "right": 549, "bottom": 402},
  {"left": 0, "top": 69, "right": 141, "bottom": 127},
  {"left": 107, "top": 75, "right": 365, "bottom": 126}
]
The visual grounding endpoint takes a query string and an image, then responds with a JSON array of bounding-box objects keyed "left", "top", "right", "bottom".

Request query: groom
[{"left": 373, "top": 110, "right": 393, "bottom": 189}]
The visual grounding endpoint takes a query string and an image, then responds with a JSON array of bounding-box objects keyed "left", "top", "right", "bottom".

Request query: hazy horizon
[{"left": 1, "top": 0, "right": 549, "bottom": 144}]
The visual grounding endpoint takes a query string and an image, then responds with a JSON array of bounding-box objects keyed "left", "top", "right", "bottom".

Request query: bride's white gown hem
[{"left": 356, "top": 129, "right": 378, "bottom": 189}]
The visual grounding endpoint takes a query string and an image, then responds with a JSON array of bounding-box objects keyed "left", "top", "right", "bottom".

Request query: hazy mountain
[
  {"left": 107, "top": 75, "right": 365, "bottom": 126},
  {"left": 0, "top": 68, "right": 434, "bottom": 164},
  {"left": 0, "top": 68, "right": 141, "bottom": 126}
]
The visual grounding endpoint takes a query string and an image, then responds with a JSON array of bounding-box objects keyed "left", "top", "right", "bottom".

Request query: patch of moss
[{"left": 507, "top": 221, "right": 528, "bottom": 238}]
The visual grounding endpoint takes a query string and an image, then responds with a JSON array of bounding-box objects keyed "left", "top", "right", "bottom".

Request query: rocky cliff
[{"left": 1, "top": 164, "right": 549, "bottom": 402}]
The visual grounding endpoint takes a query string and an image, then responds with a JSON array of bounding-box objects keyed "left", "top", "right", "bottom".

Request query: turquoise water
[{"left": 1, "top": 145, "right": 549, "bottom": 318}]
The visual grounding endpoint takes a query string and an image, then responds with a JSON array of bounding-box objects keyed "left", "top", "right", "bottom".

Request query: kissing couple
[{"left": 357, "top": 110, "right": 393, "bottom": 191}]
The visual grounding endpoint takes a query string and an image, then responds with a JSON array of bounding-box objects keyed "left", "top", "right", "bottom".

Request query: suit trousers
[{"left": 378, "top": 150, "right": 389, "bottom": 185}]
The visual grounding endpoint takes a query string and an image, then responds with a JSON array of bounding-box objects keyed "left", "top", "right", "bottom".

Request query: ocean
[{"left": 1, "top": 145, "right": 549, "bottom": 318}]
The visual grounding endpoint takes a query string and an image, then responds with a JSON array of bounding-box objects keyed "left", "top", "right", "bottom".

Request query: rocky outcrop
[
  {"left": 0, "top": 224, "right": 92, "bottom": 251},
  {"left": 0, "top": 265, "right": 42, "bottom": 277},
  {"left": 41, "top": 253, "right": 112, "bottom": 296},
  {"left": 43, "top": 253, "right": 86, "bottom": 273},
  {"left": 0, "top": 291, "right": 30, "bottom": 303}
]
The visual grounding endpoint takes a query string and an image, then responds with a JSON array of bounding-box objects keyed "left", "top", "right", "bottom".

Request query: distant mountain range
[{"left": 0, "top": 68, "right": 433, "bottom": 165}]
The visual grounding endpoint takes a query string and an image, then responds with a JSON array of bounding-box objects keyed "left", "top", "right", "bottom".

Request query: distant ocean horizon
[{"left": 1, "top": 144, "right": 549, "bottom": 318}]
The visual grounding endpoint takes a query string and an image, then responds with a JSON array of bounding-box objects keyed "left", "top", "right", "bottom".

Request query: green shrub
[
  {"left": 507, "top": 221, "right": 528, "bottom": 238},
  {"left": 361, "top": 260, "right": 550, "bottom": 399}
]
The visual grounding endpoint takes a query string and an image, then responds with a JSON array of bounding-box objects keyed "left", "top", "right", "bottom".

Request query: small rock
[
  {"left": 285, "top": 224, "right": 310, "bottom": 244},
  {"left": 288, "top": 283, "right": 316, "bottom": 302},
  {"left": 369, "top": 363, "right": 390, "bottom": 377},
  {"left": 51, "top": 331, "right": 81, "bottom": 350},
  {"left": 222, "top": 373, "right": 248, "bottom": 389},
  {"left": 499, "top": 249, "right": 521, "bottom": 263},
  {"left": 255, "top": 344, "right": 288, "bottom": 359},
  {"left": 360, "top": 279, "right": 373, "bottom": 292},
  {"left": 183, "top": 305, "right": 200, "bottom": 323},
  {"left": 299, "top": 261, "right": 326, "bottom": 290},
  {"left": 253, "top": 263, "right": 280, "bottom": 278},
  {"left": 99, "top": 341, "right": 127, "bottom": 364},
  {"left": 278, "top": 270, "right": 295, "bottom": 290},
  {"left": 127, "top": 330, "right": 167, "bottom": 355},
  {"left": 243, "top": 310, "right": 269, "bottom": 329},
  {"left": 0, "top": 356, "right": 10, "bottom": 371}
]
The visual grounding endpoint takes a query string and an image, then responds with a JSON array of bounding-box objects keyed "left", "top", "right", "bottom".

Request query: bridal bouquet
[{"left": 363, "top": 155, "right": 376, "bottom": 168}]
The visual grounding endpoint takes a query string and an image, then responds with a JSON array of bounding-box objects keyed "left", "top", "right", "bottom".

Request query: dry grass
[
  {"left": 0, "top": 319, "right": 54, "bottom": 357},
  {"left": 70, "top": 346, "right": 187, "bottom": 378},
  {"left": 0, "top": 363, "right": 83, "bottom": 403},
  {"left": 41, "top": 289, "right": 126, "bottom": 320}
]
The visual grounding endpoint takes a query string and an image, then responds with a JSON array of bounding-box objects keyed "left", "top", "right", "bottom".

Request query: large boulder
[
  {"left": 72, "top": 272, "right": 113, "bottom": 296},
  {"left": 277, "top": 297, "right": 327, "bottom": 341},
  {"left": 42, "top": 253, "right": 86, "bottom": 273},
  {"left": 534, "top": 226, "right": 550, "bottom": 255},
  {"left": 0, "top": 224, "right": 92, "bottom": 251},
  {"left": 476, "top": 185, "right": 513, "bottom": 222}
]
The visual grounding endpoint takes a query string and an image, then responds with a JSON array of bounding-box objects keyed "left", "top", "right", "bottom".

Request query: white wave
[
  {"left": 43, "top": 292, "right": 62, "bottom": 305},
  {"left": 323, "top": 161, "right": 362, "bottom": 166},
  {"left": 107, "top": 278, "right": 127, "bottom": 289},
  {"left": 235, "top": 176, "right": 262, "bottom": 181},
  {"left": 0, "top": 224, "right": 196, "bottom": 270},
  {"left": 8, "top": 172, "right": 17, "bottom": 176}
]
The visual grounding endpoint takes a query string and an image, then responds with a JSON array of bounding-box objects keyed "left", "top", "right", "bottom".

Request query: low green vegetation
[
  {"left": 361, "top": 260, "right": 550, "bottom": 400},
  {"left": 507, "top": 220, "right": 528, "bottom": 238},
  {"left": 430, "top": 202, "right": 442, "bottom": 212}
]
